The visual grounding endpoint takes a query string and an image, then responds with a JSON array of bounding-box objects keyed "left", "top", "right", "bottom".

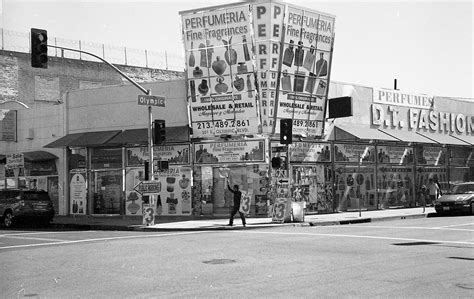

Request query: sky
[{"left": 1, "top": 0, "right": 473, "bottom": 99}]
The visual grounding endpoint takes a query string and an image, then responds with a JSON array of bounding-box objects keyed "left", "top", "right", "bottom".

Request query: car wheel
[{"left": 3, "top": 211, "right": 14, "bottom": 228}]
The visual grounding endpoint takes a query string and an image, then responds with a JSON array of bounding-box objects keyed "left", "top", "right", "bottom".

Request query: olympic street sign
[{"left": 137, "top": 95, "right": 165, "bottom": 107}]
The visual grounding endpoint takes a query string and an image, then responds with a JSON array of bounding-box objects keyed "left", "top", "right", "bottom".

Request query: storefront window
[
  {"left": 334, "top": 165, "right": 376, "bottom": 211},
  {"left": 414, "top": 145, "right": 448, "bottom": 202},
  {"left": 334, "top": 143, "right": 376, "bottom": 163},
  {"left": 91, "top": 148, "right": 122, "bottom": 169},
  {"left": 449, "top": 147, "right": 473, "bottom": 185},
  {"left": 377, "top": 166, "right": 414, "bottom": 208},
  {"left": 91, "top": 170, "right": 123, "bottom": 214},
  {"left": 292, "top": 165, "right": 333, "bottom": 213}
]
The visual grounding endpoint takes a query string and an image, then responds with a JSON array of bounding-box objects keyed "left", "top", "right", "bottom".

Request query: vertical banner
[
  {"left": 181, "top": 5, "right": 260, "bottom": 138},
  {"left": 252, "top": 2, "right": 285, "bottom": 134},
  {"left": 70, "top": 170, "right": 87, "bottom": 215},
  {"left": 154, "top": 167, "right": 192, "bottom": 215},
  {"left": 239, "top": 190, "right": 251, "bottom": 215},
  {"left": 276, "top": 5, "right": 335, "bottom": 137}
]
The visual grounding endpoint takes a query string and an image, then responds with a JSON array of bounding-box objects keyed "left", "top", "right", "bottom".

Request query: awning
[
  {"left": 44, "top": 130, "right": 121, "bottom": 148},
  {"left": 377, "top": 129, "right": 437, "bottom": 144},
  {"left": 415, "top": 132, "right": 472, "bottom": 146},
  {"left": 23, "top": 151, "right": 58, "bottom": 162},
  {"left": 106, "top": 125, "right": 190, "bottom": 146},
  {"left": 333, "top": 124, "right": 399, "bottom": 142},
  {"left": 450, "top": 134, "right": 474, "bottom": 146}
]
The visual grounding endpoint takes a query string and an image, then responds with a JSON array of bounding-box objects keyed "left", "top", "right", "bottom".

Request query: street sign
[
  {"left": 137, "top": 95, "right": 165, "bottom": 107},
  {"left": 133, "top": 180, "right": 162, "bottom": 195}
]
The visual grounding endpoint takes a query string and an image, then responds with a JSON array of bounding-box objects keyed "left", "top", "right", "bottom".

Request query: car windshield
[{"left": 452, "top": 184, "right": 474, "bottom": 194}]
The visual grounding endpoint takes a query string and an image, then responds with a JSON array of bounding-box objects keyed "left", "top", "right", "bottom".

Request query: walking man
[
  {"left": 227, "top": 178, "right": 246, "bottom": 227},
  {"left": 427, "top": 178, "right": 440, "bottom": 206}
]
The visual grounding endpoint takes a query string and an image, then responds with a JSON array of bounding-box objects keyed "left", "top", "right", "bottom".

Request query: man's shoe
[
  {"left": 227, "top": 224, "right": 233, "bottom": 226},
  {"left": 243, "top": 224, "right": 246, "bottom": 227}
]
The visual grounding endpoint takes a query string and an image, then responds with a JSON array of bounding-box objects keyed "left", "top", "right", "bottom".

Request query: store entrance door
[{"left": 90, "top": 170, "right": 123, "bottom": 215}]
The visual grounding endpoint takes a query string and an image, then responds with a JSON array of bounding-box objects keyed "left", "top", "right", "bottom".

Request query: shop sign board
[
  {"left": 126, "top": 145, "right": 191, "bottom": 166},
  {"left": 289, "top": 142, "right": 331, "bottom": 162},
  {"left": 180, "top": 2, "right": 335, "bottom": 138},
  {"left": 6, "top": 153, "right": 24, "bottom": 169},
  {"left": 194, "top": 140, "right": 265, "bottom": 164},
  {"left": 271, "top": 197, "right": 291, "bottom": 223},
  {"left": 0, "top": 109, "right": 17, "bottom": 142},
  {"left": 137, "top": 95, "right": 165, "bottom": 107},
  {"left": 70, "top": 170, "right": 87, "bottom": 215},
  {"left": 142, "top": 204, "right": 155, "bottom": 226}
]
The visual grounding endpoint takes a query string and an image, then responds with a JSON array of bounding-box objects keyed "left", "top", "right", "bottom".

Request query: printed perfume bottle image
[
  {"left": 303, "top": 45, "right": 316, "bottom": 71},
  {"left": 189, "top": 80, "right": 197, "bottom": 102},
  {"left": 294, "top": 41, "right": 304, "bottom": 67},
  {"left": 316, "top": 52, "right": 328, "bottom": 77},
  {"left": 293, "top": 71, "right": 305, "bottom": 92},
  {"left": 316, "top": 80, "right": 327, "bottom": 96},
  {"left": 188, "top": 42, "right": 195, "bottom": 67},
  {"left": 305, "top": 72, "right": 317, "bottom": 93},
  {"left": 242, "top": 35, "right": 250, "bottom": 61},
  {"left": 198, "top": 79, "right": 209, "bottom": 95},
  {"left": 215, "top": 76, "right": 228, "bottom": 94},
  {"left": 282, "top": 40, "right": 295, "bottom": 67},
  {"left": 247, "top": 74, "right": 253, "bottom": 98},
  {"left": 281, "top": 70, "right": 291, "bottom": 91},
  {"left": 199, "top": 43, "right": 207, "bottom": 68}
]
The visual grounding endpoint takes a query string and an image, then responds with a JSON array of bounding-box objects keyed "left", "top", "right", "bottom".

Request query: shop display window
[
  {"left": 448, "top": 147, "right": 473, "bottom": 187},
  {"left": 90, "top": 170, "right": 123, "bottom": 214},
  {"left": 375, "top": 146, "right": 414, "bottom": 164},
  {"left": 334, "top": 143, "right": 376, "bottom": 163},
  {"left": 291, "top": 165, "right": 333, "bottom": 213},
  {"left": 415, "top": 166, "right": 448, "bottom": 205},
  {"left": 334, "top": 165, "right": 376, "bottom": 211},
  {"left": 415, "top": 145, "right": 446, "bottom": 166},
  {"left": 377, "top": 166, "right": 415, "bottom": 208},
  {"left": 69, "top": 148, "right": 87, "bottom": 170}
]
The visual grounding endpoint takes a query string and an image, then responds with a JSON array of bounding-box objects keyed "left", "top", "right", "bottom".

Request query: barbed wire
[{"left": 0, "top": 28, "right": 185, "bottom": 72}]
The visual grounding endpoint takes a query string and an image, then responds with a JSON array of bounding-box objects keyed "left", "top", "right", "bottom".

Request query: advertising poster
[
  {"left": 289, "top": 142, "right": 331, "bottom": 162},
  {"left": 154, "top": 167, "right": 192, "bottom": 216},
  {"left": 181, "top": 5, "right": 260, "bottom": 137},
  {"left": 70, "top": 170, "right": 87, "bottom": 215},
  {"left": 0, "top": 109, "right": 17, "bottom": 142},
  {"left": 125, "top": 168, "right": 145, "bottom": 215},
  {"left": 377, "top": 166, "right": 414, "bottom": 208},
  {"left": 375, "top": 146, "right": 414, "bottom": 164},
  {"left": 334, "top": 166, "right": 376, "bottom": 211},
  {"left": 334, "top": 144, "right": 376, "bottom": 163},
  {"left": 239, "top": 190, "right": 251, "bottom": 215},
  {"left": 126, "top": 145, "right": 191, "bottom": 166},
  {"left": 194, "top": 140, "right": 265, "bottom": 164},
  {"left": 255, "top": 195, "right": 268, "bottom": 215},
  {"left": 252, "top": 1, "right": 285, "bottom": 134},
  {"left": 272, "top": 197, "right": 291, "bottom": 223},
  {"left": 415, "top": 146, "right": 446, "bottom": 165},
  {"left": 276, "top": 5, "right": 335, "bottom": 137}
]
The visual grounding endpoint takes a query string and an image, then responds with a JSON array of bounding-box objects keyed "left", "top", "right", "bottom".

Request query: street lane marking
[
  {"left": 3, "top": 235, "right": 68, "bottom": 242},
  {"left": 0, "top": 231, "right": 213, "bottom": 250},
  {"left": 311, "top": 225, "right": 474, "bottom": 232},
  {"left": 235, "top": 231, "right": 474, "bottom": 246},
  {"left": 435, "top": 223, "right": 474, "bottom": 229},
  {"left": 0, "top": 231, "right": 95, "bottom": 237}
]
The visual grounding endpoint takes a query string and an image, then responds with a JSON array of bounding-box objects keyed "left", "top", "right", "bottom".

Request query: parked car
[
  {"left": 0, "top": 189, "right": 55, "bottom": 228},
  {"left": 434, "top": 182, "right": 474, "bottom": 215}
]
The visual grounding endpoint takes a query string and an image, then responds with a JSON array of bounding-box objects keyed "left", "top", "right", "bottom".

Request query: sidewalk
[{"left": 52, "top": 207, "right": 436, "bottom": 231}]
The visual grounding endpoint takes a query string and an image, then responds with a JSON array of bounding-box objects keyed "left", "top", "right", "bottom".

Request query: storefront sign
[
  {"left": 6, "top": 153, "right": 24, "bottom": 169},
  {"left": 289, "top": 142, "right": 331, "bottom": 162},
  {"left": 373, "top": 88, "right": 433, "bottom": 109},
  {"left": 70, "top": 170, "right": 87, "bottom": 215},
  {"left": 275, "top": 5, "right": 335, "bottom": 137},
  {"left": 194, "top": 140, "right": 265, "bottom": 164},
  {"left": 133, "top": 180, "right": 162, "bottom": 195},
  {"left": 375, "top": 146, "right": 414, "bottom": 164},
  {"left": 126, "top": 145, "right": 191, "bottom": 166},
  {"left": 181, "top": 2, "right": 335, "bottom": 138},
  {"left": 181, "top": 4, "right": 260, "bottom": 137},
  {"left": 0, "top": 109, "right": 17, "bottom": 142},
  {"left": 334, "top": 144, "right": 375, "bottom": 163}
]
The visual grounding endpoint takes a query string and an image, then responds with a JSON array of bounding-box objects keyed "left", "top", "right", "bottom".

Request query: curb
[{"left": 50, "top": 212, "right": 436, "bottom": 232}]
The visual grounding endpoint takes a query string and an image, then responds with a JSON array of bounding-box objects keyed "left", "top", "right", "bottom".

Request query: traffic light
[
  {"left": 328, "top": 96, "right": 353, "bottom": 118},
  {"left": 280, "top": 118, "right": 292, "bottom": 144},
  {"left": 31, "top": 28, "right": 48, "bottom": 68},
  {"left": 153, "top": 119, "right": 166, "bottom": 144},
  {"left": 271, "top": 157, "right": 281, "bottom": 168}
]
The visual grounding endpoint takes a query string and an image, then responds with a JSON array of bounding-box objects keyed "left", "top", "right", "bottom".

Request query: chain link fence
[{"left": 0, "top": 28, "right": 185, "bottom": 72}]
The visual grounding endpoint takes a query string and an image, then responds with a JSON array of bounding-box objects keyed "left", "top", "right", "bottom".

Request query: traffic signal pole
[{"left": 47, "top": 44, "right": 155, "bottom": 204}]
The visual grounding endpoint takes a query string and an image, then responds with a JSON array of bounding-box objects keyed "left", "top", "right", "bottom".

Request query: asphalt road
[{"left": 1, "top": 216, "right": 473, "bottom": 298}]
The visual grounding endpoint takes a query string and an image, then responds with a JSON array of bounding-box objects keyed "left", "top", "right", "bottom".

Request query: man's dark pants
[{"left": 229, "top": 205, "right": 246, "bottom": 226}]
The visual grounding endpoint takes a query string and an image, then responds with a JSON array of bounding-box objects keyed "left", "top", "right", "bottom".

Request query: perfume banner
[
  {"left": 181, "top": 5, "right": 260, "bottom": 137},
  {"left": 276, "top": 5, "right": 335, "bottom": 137},
  {"left": 70, "top": 170, "right": 87, "bottom": 215},
  {"left": 376, "top": 146, "right": 414, "bottom": 164},
  {"left": 252, "top": 2, "right": 285, "bottom": 134},
  {"left": 126, "top": 145, "right": 191, "bottom": 166},
  {"left": 194, "top": 140, "right": 265, "bottom": 164},
  {"left": 154, "top": 167, "right": 192, "bottom": 216},
  {"left": 289, "top": 142, "right": 331, "bottom": 162},
  {"left": 334, "top": 144, "right": 376, "bottom": 163}
]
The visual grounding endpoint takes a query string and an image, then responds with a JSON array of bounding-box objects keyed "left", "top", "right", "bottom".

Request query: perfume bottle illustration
[
  {"left": 315, "top": 80, "right": 327, "bottom": 97},
  {"left": 305, "top": 72, "right": 317, "bottom": 93},
  {"left": 189, "top": 80, "right": 197, "bottom": 102},
  {"left": 247, "top": 74, "right": 253, "bottom": 98},
  {"left": 281, "top": 70, "right": 291, "bottom": 91},
  {"left": 315, "top": 52, "right": 328, "bottom": 77},
  {"left": 188, "top": 42, "right": 195, "bottom": 67},
  {"left": 242, "top": 35, "right": 250, "bottom": 61},
  {"left": 293, "top": 71, "right": 305, "bottom": 92},
  {"left": 282, "top": 40, "right": 295, "bottom": 67},
  {"left": 294, "top": 41, "right": 304, "bottom": 67},
  {"left": 303, "top": 45, "right": 316, "bottom": 71},
  {"left": 198, "top": 79, "right": 209, "bottom": 96},
  {"left": 199, "top": 43, "right": 207, "bottom": 68}
]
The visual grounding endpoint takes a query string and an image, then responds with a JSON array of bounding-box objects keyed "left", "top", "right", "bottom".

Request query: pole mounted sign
[
  {"left": 133, "top": 180, "right": 162, "bottom": 195},
  {"left": 138, "top": 95, "right": 166, "bottom": 107}
]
